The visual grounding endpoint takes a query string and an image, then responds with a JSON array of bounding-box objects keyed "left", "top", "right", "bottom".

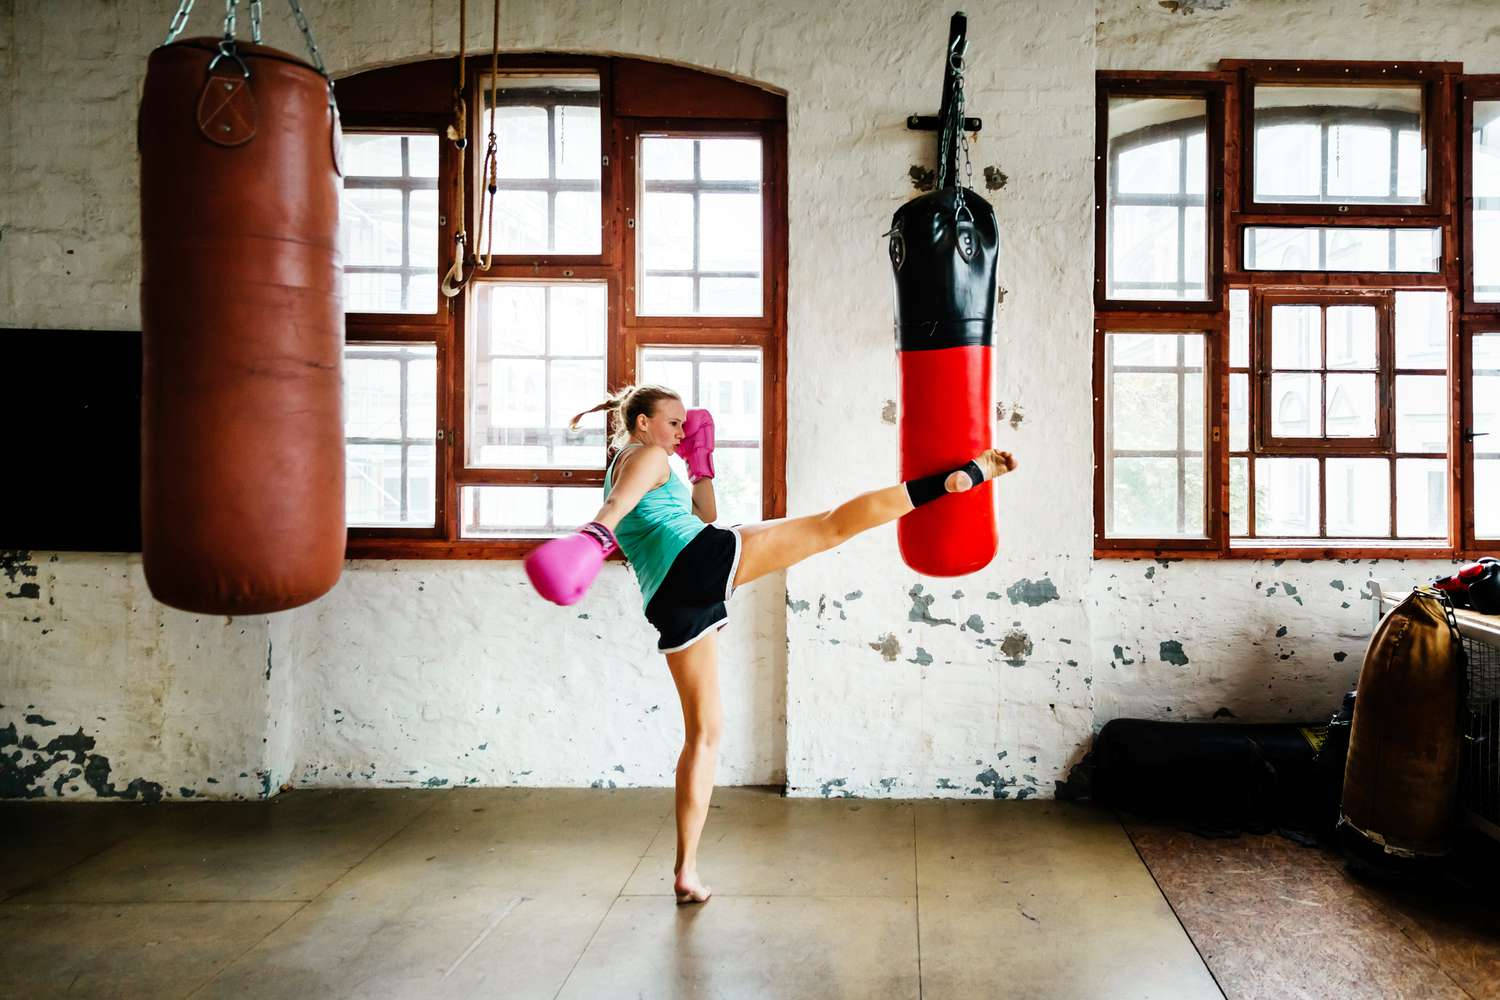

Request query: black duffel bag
[{"left": 1079, "top": 714, "right": 1348, "bottom": 838}]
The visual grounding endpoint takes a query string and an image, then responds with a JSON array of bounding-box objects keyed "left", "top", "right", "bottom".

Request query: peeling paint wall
[{"left": 4, "top": 1, "right": 1497, "bottom": 800}]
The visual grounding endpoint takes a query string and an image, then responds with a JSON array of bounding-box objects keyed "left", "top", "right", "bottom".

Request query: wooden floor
[
  {"left": 1, "top": 788, "right": 1215, "bottom": 999},
  {"left": 1, "top": 788, "right": 1496, "bottom": 999},
  {"left": 1126, "top": 820, "right": 1500, "bottom": 1000}
]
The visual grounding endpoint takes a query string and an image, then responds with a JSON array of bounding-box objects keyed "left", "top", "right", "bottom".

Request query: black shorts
[{"left": 644, "top": 525, "right": 743, "bottom": 653}]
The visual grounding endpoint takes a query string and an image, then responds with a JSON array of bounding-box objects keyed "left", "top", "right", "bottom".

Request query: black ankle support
[{"left": 905, "top": 460, "right": 985, "bottom": 508}]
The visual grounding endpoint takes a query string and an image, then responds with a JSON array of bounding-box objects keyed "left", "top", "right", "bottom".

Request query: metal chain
[
  {"left": 164, "top": 0, "right": 197, "bottom": 44},
  {"left": 222, "top": 0, "right": 238, "bottom": 40},
  {"left": 251, "top": 0, "right": 263, "bottom": 42},
  {"left": 948, "top": 45, "right": 974, "bottom": 226},
  {"left": 287, "top": 0, "right": 331, "bottom": 80}
]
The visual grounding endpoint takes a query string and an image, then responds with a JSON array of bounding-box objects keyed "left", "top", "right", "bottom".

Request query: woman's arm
[
  {"left": 590, "top": 446, "right": 669, "bottom": 532},
  {"left": 691, "top": 478, "right": 717, "bottom": 523}
]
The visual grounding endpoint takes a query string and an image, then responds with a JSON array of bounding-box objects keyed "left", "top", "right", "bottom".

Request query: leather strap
[{"left": 197, "top": 72, "right": 257, "bottom": 146}]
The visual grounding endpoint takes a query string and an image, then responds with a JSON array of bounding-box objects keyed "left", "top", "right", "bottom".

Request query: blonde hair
[{"left": 569, "top": 384, "right": 681, "bottom": 449}]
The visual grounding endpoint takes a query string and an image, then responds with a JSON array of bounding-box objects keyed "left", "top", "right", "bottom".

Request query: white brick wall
[{"left": 1, "top": 0, "right": 1490, "bottom": 800}]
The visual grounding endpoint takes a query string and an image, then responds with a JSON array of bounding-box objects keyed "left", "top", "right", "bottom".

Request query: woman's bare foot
[
  {"left": 673, "top": 869, "right": 712, "bottom": 905},
  {"left": 945, "top": 449, "right": 1017, "bottom": 493}
]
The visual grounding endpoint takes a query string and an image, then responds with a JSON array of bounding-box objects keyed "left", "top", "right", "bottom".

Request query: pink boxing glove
[
  {"left": 677, "top": 408, "right": 716, "bottom": 483},
  {"left": 524, "top": 522, "right": 618, "bottom": 606}
]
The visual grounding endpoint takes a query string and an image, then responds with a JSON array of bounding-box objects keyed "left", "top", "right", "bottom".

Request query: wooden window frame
[
  {"left": 1096, "top": 61, "right": 1492, "bottom": 560},
  {"left": 1462, "top": 76, "right": 1500, "bottom": 315},
  {"left": 338, "top": 55, "right": 788, "bottom": 560},
  {"left": 1093, "top": 320, "right": 1223, "bottom": 554},
  {"left": 1094, "top": 74, "right": 1226, "bottom": 314},
  {"left": 1226, "top": 59, "right": 1459, "bottom": 222},
  {"left": 1463, "top": 321, "right": 1500, "bottom": 548},
  {"left": 1252, "top": 289, "right": 1394, "bottom": 455}
]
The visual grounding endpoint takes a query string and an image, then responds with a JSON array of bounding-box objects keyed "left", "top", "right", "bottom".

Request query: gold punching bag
[
  {"left": 1341, "top": 589, "right": 1464, "bottom": 858},
  {"left": 139, "top": 3, "right": 345, "bottom": 615}
]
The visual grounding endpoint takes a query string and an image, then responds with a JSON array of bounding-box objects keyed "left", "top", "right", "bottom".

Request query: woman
[{"left": 527, "top": 384, "right": 1016, "bottom": 904}]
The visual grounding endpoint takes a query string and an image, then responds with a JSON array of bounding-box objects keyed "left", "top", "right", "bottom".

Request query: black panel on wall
[{"left": 1, "top": 330, "right": 142, "bottom": 552}]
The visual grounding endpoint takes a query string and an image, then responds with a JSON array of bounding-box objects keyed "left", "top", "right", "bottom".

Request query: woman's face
[{"left": 637, "top": 397, "right": 686, "bottom": 451}]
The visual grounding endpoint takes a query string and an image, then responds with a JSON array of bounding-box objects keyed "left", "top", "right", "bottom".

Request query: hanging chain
[
  {"left": 164, "top": 0, "right": 197, "bottom": 44},
  {"left": 287, "top": 0, "right": 331, "bottom": 81},
  {"left": 948, "top": 43, "right": 974, "bottom": 227},
  {"left": 161, "top": 0, "right": 330, "bottom": 97}
]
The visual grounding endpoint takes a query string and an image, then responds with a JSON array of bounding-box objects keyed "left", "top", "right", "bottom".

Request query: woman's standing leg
[{"left": 664, "top": 628, "right": 722, "bottom": 903}]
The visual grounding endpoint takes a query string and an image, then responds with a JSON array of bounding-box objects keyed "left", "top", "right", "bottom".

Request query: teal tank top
[{"left": 603, "top": 445, "right": 706, "bottom": 606}]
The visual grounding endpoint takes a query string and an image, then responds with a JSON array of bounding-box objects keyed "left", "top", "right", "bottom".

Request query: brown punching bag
[
  {"left": 139, "top": 32, "right": 345, "bottom": 615},
  {"left": 1341, "top": 589, "right": 1464, "bottom": 858}
]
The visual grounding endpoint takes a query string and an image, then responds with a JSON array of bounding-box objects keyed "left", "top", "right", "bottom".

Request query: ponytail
[{"left": 569, "top": 384, "right": 682, "bottom": 449}]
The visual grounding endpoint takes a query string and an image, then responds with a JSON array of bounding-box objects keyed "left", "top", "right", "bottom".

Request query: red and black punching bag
[
  {"left": 890, "top": 12, "right": 999, "bottom": 577},
  {"left": 889, "top": 187, "right": 999, "bottom": 576},
  {"left": 139, "top": 36, "right": 345, "bottom": 614}
]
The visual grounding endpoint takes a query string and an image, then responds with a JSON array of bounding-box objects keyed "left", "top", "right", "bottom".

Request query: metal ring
[{"left": 207, "top": 39, "right": 251, "bottom": 79}]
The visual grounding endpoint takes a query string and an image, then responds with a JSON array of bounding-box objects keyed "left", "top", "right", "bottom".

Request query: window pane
[
  {"left": 1325, "top": 459, "right": 1390, "bottom": 536},
  {"left": 699, "top": 277, "right": 762, "bottom": 316},
  {"left": 345, "top": 189, "right": 403, "bottom": 266},
  {"left": 554, "top": 105, "right": 601, "bottom": 179},
  {"left": 1325, "top": 306, "right": 1377, "bottom": 369},
  {"left": 1271, "top": 373, "right": 1322, "bottom": 437},
  {"left": 1230, "top": 373, "right": 1248, "bottom": 451},
  {"left": 495, "top": 190, "right": 548, "bottom": 253},
  {"left": 700, "top": 194, "right": 762, "bottom": 271},
  {"left": 700, "top": 138, "right": 762, "bottom": 181},
  {"left": 1325, "top": 374, "right": 1378, "bottom": 438},
  {"left": 1103, "top": 332, "right": 1206, "bottom": 538},
  {"left": 1477, "top": 460, "right": 1500, "bottom": 539},
  {"left": 643, "top": 137, "right": 695, "bottom": 180},
  {"left": 1271, "top": 305, "right": 1321, "bottom": 369},
  {"left": 554, "top": 191, "right": 602, "bottom": 254},
  {"left": 641, "top": 276, "right": 694, "bottom": 315},
  {"left": 1394, "top": 291, "right": 1447, "bottom": 369},
  {"left": 639, "top": 136, "right": 764, "bottom": 318},
  {"left": 1105, "top": 96, "right": 1210, "bottom": 302},
  {"left": 1395, "top": 374, "right": 1447, "bottom": 452},
  {"left": 1395, "top": 458, "right": 1447, "bottom": 537},
  {"left": 1113, "top": 373, "right": 1181, "bottom": 449},
  {"left": 344, "top": 134, "right": 405, "bottom": 176},
  {"left": 1472, "top": 333, "right": 1499, "bottom": 538},
  {"left": 1230, "top": 288, "right": 1250, "bottom": 368},
  {"left": 485, "top": 73, "right": 602, "bottom": 255},
  {"left": 1252, "top": 84, "right": 1424, "bottom": 205},
  {"left": 638, "top": 346, "right": 764, "bottom": 524},
  {"left": 460, "top": 485, "right": 602, "bottom": 538},
  {"left": 1255, "top": 458, "right": 1319, "bottom": 536},
  {"left": 642, "top": 192, "right": 694, "bottom": 270},
  {"left": 1474, "top": 101, "right": 1500, "bottom": 302},
  {"left": 343, "top": 344, "right": 438, "bottom": 528},
  {"left": 1244, "top": 227, "right": 1441, "bottom": 273},
  {"left": 468, "top": 281, "right": 608, "bottom": 469},
  {"left": 1230, "top": 456, "right": 1249, "bottom": 536},
  {"left": 342, "top": 133, "right": 441, "bottom": 314}
]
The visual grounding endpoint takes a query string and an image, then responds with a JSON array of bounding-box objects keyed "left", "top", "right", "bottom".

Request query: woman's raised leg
[
  {"left": 664, "top": 629, "right": 722, "bottom": 904},
  {"left": 732, "top": 449, "right": 1014, "bottom": 590}
]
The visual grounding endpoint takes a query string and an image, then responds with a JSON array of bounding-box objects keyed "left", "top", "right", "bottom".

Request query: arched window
[{"left": 335, "top": 56, "right": 788, "bottom": 557}]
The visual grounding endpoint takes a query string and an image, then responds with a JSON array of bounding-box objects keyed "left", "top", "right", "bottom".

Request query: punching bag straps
[
  {"left": 442, "top": 0, "right": 473, "bottom": 299},
  {"left": 473, "top": 0, "right": 502, "bottom": 272},
  {"left": 934, "top": 13, "right": 967, "bottom": 193}
]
